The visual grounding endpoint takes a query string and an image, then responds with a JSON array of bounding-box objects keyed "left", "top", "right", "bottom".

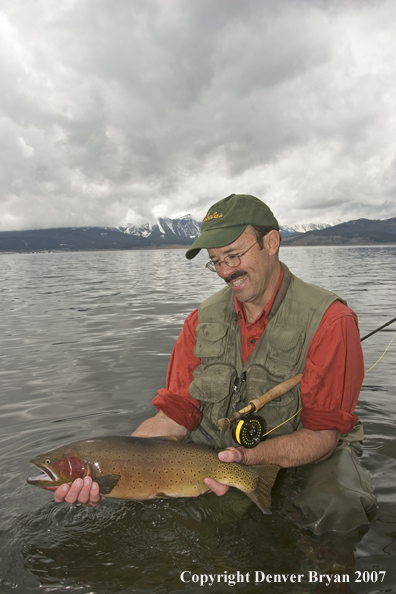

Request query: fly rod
[
  {"left": 217, "top": 373, "right": 302, "bottom": 433},
  {"left": 217, "top": 315, "right": 396, "bottom": 446},
  {"left": 360, "top": 316, "right": 396, "bottom": 342}
]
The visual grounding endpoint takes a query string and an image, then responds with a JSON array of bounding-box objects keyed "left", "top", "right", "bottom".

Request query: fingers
[
  {"left": 54, "top": 483, "right": 71, "bottom": 503},
  {"left": 203, "top": 447, "right": 246, "bottom": 497},
  {"left": 218, "top": 447, "right": 244, "bottom": 463},
  {"left": 204, "top": 478, "right": 230, "bottom": 496},
  {"left": 53, "top": 476, "right": 102, "bottom": 506},
  {"left": 87, "top": 480, "right": 102, "bottom": 505}
]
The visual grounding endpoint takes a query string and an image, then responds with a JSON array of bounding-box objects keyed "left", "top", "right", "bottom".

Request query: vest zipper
[
  {"left": 227, "top": 371, "right": 247, "bottom": 417},
  {"left": 223, "top": 371, "right": 247, "bottom": 447},
  {"left": 197, "top": 373, "right": 247, "bottom": 449}
]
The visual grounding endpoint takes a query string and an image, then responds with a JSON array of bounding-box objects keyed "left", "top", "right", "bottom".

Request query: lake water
[{"left": 0, "top": 246, "right": 395, "bottom": 594}]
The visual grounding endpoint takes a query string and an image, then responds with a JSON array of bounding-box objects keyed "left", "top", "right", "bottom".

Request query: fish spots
[{"left": 29, "top": 436, "right": 277, "bottom": 511}]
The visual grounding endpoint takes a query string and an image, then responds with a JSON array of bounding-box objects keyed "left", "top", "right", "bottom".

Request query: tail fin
[{"left": 246, "top": 464, "right": 280, "bottom": 514}]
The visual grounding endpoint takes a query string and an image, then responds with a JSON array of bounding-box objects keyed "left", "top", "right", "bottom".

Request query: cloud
[{"left": 0, "top": 0, "right": 395, "bottom": 230}]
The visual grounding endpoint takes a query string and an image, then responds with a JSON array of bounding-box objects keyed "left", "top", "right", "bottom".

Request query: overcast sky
[{"left": 1, "top": 0, "right": 395, "bottom": 231}]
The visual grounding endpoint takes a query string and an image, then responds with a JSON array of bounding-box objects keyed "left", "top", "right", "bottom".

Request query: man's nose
[{"left": 216, "top": 261, "right": 236, "bottom": 279}]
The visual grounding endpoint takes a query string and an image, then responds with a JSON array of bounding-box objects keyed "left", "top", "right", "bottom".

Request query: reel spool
[{"left": 232, "top": 414, "right": 266, "bottom": 448}]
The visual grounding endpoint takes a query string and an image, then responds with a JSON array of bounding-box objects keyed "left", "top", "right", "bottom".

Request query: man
[{"left": 54, "top": 194, "right": 376, "bottom": 536}]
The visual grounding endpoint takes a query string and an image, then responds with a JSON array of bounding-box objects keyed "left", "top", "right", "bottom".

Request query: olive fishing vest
[{"left": 187, "top": 264, "right": 345, "bottom": 449}]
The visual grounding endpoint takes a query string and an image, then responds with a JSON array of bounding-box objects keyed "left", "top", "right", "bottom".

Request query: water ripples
[{"left": 0, "top": 246, "right": 395, "bottom": 593}]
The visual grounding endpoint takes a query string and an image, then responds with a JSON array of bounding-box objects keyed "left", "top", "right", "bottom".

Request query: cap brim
[{"left": 185, "top": 225, "right": 247, "bottom": 259}]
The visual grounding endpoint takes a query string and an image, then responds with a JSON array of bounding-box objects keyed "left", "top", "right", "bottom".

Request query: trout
[{"left": 27, "top": 436, "right": 279, "bottom": 513}]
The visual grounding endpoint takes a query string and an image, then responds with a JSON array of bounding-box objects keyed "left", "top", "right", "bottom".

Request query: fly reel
[{"left": 232, "top": 414, "right": 266, "bottom": 448}]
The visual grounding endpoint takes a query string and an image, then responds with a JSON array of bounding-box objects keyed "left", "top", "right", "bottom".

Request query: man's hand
[
  {"left": 131, "top": 410, "right": 188, "bottom": 441},
  {"left": 217, "top": 447, "right": 244, "bottom": 463},
  {"left": 54, "top": 476, "right": 102, "bottom": 506},
  {"left": 203, "top": 428, "right": 340, "bottom": 497},
  {"left": 204, "top": 447, "right": 245, "bottom": 496},
  {"left": 53, "top": 411, "right": 187, "bottom": 505}
]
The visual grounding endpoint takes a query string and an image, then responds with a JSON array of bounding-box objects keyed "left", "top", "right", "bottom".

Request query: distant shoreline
[
  {"left": 0, "top": 244, "right": 191, "bottom": 255},
  {"left": 281, "top": 241, "right": 396, "bottom": 247},
  {"left": 1, "top": 242, "right": 396, "bottom": 255}
]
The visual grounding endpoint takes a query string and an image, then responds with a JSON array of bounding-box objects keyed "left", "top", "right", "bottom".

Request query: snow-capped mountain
[
  {"left": 1, "top": 217, "right": 395, "bottom": 253},
  {"left": 157, "top": 215, "right": 201, "bottom": 238},
  {"left": 118, "top": 222, "right": 155, "bottom": 238},
  {"left": 280, "top": 223, "right": 332, "bottom": 237},
  {"left": 118, "top": 214, "right": 201, "bottom": 239},
  {"left": 118, "top": 216, "right": 331, "bottom": 240}
]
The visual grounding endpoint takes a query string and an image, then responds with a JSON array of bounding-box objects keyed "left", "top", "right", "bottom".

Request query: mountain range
[
  {"left": 0, "top": 215, "right": 395, "bottom": 253},
  {"left": 281, "top": 217, "right": 396, "bottom": 246}
]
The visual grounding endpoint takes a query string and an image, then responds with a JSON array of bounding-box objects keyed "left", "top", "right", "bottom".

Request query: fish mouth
[{"left": 27, "top": 463, "right": 58, "bottom": 484}]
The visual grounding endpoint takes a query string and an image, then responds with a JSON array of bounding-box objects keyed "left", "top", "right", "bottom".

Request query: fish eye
[{"left": 44, "top": 458, "right": 51, "bottom": 464}]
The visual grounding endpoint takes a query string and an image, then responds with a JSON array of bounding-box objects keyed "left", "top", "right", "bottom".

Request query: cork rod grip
[
  {"left": 217, "top": 373, "right": 302, "bottom": 432},
  {"left": 247, "top": 373, "right": 302, "bottom": 411}
]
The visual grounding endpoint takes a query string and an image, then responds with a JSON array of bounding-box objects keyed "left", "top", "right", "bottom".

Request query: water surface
[{"left": 0, "top": 246, "right": 395, "bottom": 593}]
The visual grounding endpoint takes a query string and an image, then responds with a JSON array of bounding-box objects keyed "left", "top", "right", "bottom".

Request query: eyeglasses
[{"left": 205, "top": 241, "right": 258, "bottom": 272}]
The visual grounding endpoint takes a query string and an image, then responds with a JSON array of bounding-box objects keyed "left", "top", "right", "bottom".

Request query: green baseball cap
[{"left": 185, "top": 194, "right": 279, "bottom": 259}]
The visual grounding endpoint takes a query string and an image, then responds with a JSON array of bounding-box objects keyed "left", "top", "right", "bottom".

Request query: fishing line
[
  {"left": 224, "top": 317, "right": 396, "bottom": 447},
  {"left": 364, "top": 330, "right": 396, "bottom": 375},
  {"left": 259, "top": 408, "right": 302, "bottom": 439},
  {"left": 255, "top": 323, "right": 396, "bottom": 435},
  {"left": 361, "top": 316, "right": 396, "bottom": 375}
]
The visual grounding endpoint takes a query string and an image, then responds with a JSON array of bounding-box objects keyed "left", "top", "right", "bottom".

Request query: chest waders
[{"left": 186, "top": 264, "right": 342, "bottom": 449}]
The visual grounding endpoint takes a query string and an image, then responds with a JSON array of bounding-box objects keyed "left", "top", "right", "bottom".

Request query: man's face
[{"left": 207, "top": 227, "right": 277, "bottom": 307}]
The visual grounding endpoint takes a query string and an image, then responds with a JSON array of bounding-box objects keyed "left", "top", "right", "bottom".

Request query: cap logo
[{"left": 203, "top": 211, "right": 223, "bottom": 222}]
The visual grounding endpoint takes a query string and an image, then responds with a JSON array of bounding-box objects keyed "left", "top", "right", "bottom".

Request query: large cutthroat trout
[{"left": 27, "top": 436, "right": 280, "bottom": 513}]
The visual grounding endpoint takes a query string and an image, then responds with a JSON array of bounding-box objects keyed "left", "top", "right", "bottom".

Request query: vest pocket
[
  {"left": 189, "top": 363, "right": 237, "bottom": 445},
  {"left": 190, "top": 363, "right": 236, "bottom": 403},
  {"left": 247, "top": 364, "right": 302, "bottom": 436},
  {"left": 265, "top": 325, "right": 306, "bottom": 378},
  {"left": 248, "top": 364, "right": 301, "bottom": 408},
  {"left": 194, "top": 323, "right": 229, "bottom": 358}
]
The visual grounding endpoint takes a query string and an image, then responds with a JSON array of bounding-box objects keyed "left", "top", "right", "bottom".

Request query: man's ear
[{"left": 264, "top": 230, "right": 280, "bottom": 256}]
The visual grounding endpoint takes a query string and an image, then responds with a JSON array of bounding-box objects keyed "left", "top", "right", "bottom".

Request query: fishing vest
[{"left": 187, "top": 263, "right": 345, "bottom": 449}]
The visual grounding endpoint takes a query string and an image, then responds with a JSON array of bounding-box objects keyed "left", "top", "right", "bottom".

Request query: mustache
[{"left": 224, "top": 270, "right": 247, "bottom": 284}]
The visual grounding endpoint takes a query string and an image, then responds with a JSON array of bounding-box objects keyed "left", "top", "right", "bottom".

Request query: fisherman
[{"left": 54, "top": 194, "right": 376, "bottom": 537}]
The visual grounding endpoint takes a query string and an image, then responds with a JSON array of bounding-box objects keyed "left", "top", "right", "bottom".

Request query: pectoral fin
[{"left": 95, "top": 474, "right": 121, "bottom": 494}]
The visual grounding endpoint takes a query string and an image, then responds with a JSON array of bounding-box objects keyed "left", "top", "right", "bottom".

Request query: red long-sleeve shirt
[{"left": 152, "top": 278, "right": 364, "bottom": 435}]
